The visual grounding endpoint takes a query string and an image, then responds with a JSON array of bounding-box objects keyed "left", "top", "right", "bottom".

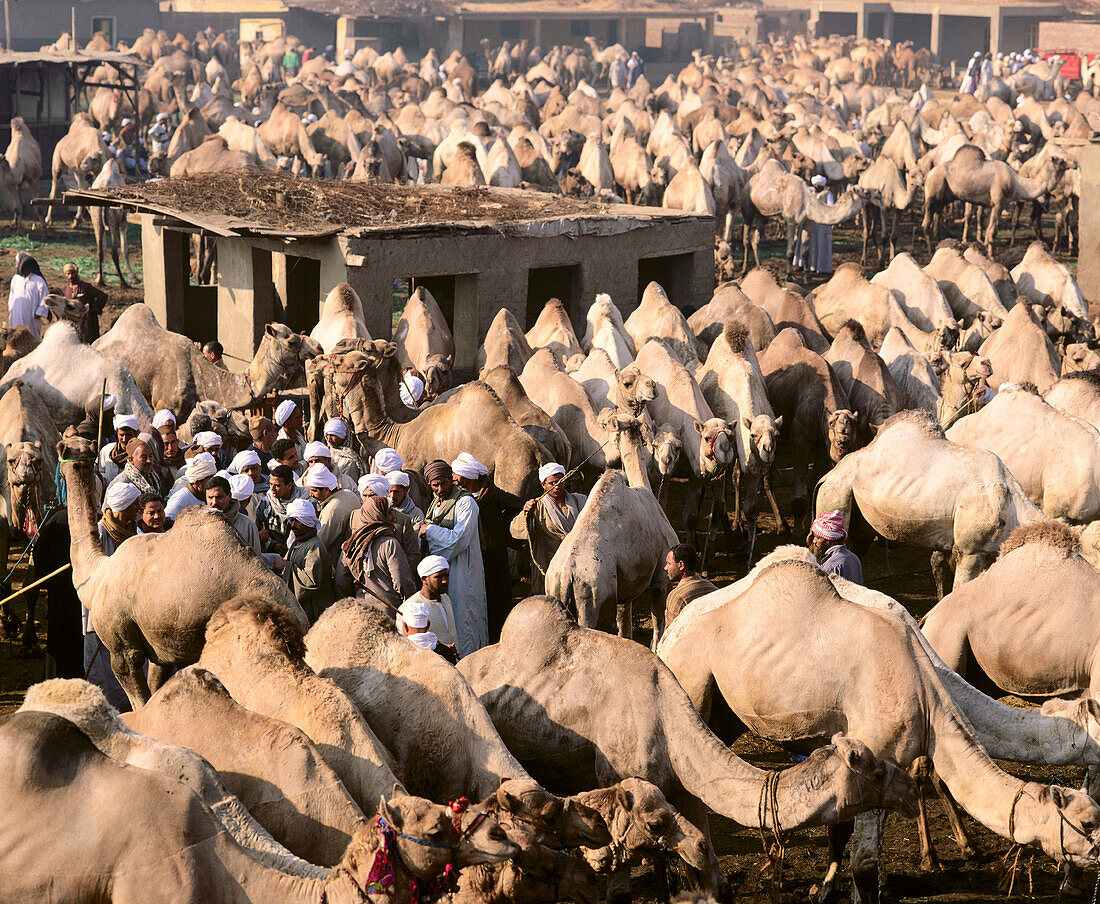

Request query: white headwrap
[
  {"left": 193, "top": 430, "right": 222, "bottom": 449},
  {"left": 286, "top": 497, "right": 320, "bottom": 529},
  {"left": 152, "top": 409, "right": 176, "bottom": 429},
  {"left": 104, "top": 482, "right": 141, "bottom": 512},
  {"left": 113, "top": 414, "right": 139, "bottom": 431},
  {"left": 417, "top": 554, "right": 449, "bottom": 578},
  {"left": 387, "top": 470, "right": 410, "bottom": 488},
  {"left": 324, "top": 419, "right": 348, "bottom": 440},
  {"left": 538, "top": 462, "right": 566, "bottom": 483},
  {"left": 102, "top": 394, "right": 117, "bottom": 410},
  {"left": 304, "top": 441, "right": 331, "bottom": 461},
  {"left": 358, "top": 473, "right": 390, "bottom": 497},
  {"left": 229, "top": 474, "right": 254, "bottom": 501},
  {"left": 400, "top": 375, "right": 425, "bottom": 408},
  {"left": 185, "top": 452, "right": 218, "bottom": 481},
  {"left": 407, "top": 631, "right": 438, "bottom": 650},
  {"left": 400, "top": 600, "right": 431, "bottom": 628},
  {"left": 811, "top": 174, "right": 827, "bottom": 187},
  {"left": 274, "top": 400, "right": 298, "bottom": 426},
  {"left": 304, "top": 463, "right": 338, "bottom": 490},
  {"left": 373, "top": 448, "right": 404, "bottom": 473},
  {"left": 454, "top": 452, "right": 488, "bottom": 477},
  {"left": 230, "top": 449, "right": 261, "bottom": 473},
  {"left": 451, "top": 456, "right": 481, "bottom": 480}
]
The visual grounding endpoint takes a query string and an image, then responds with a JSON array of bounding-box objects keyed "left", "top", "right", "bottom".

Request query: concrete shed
[{"left": 65, "top": 173, "right": 714, "bottom": 368}]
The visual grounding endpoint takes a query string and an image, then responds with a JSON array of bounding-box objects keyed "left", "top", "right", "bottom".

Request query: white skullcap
[
  {"left": 387, "top": 470, "right": 410, "bottom": 488},
  {"left": 104, "top": 481, "right": 141, "bottom": 512},
  {"left": 194, "top": 430, "right": 222, "bottom": 449},
  {"left": 454, "top": 452, "right": 488, "bottom": 477},
  {"left": 417, "top": 554, "right": 449, "bottom": 578},
  {"left": 401, "top": 600, "right": 431, "bottom": 628},
  {"left": 286, "top": 497, "right": 320, "bottom": 529},
  {"left": 452, "top": 456, "right": 481, "bottom": 480},
  {"left": 359, "top": 473, "right": 390, "bottom": 497},
  {"left": 400, "top": 375, "right": 424, "bottom": 406},
  {"left": 304, "top": 441, "right": 332, "bottom": 460},
  {"left": 229, "top": 473, "right": 254, "bottom": 501},
  {"left": 274, "top": 399, "right": 298, "bottom": 426},
  {"left": 304, "top": 463, "right": 338, "bottom": 490},
  {"left": 102, "top": 394, "right": 117, "bottom": 409},
  {"left": 113, "top": 414, "right": 139, "bottom": 431},
  {"left": 998, "top": 381, "right": 1017, "bottom": 393},
  {"left": 230, "top": 449, "right": 261, "bottom": 473},
  {"left": 324, "top": 418, "right": 348, "bottom": 439},
  {"left": 811, "top": 174, "right": 827, "bottom": 187},
  {"left": 538, "top": 462, "right": 566, "bottom": 483},
  {"left": 373, "top": 448, "right": 404, "bottom": 473},
  {"left": 185, "top": 452, "right": 218, "bottom": 481},
  {"left": 152, "top": 409, "right": 176, "bottom": 429}
]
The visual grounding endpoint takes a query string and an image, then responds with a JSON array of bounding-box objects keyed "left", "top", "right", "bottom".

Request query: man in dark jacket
[{"left": 62, "top": 263, "right": 108, "bottom": 343}]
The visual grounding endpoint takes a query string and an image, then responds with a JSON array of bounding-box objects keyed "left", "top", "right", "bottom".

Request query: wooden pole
[
  {"left": 4, "top": 0, "right": 11, "bottom": 52},
  {"left": 71, "top": 6, "right": 76, "bottom": 48},
  {"left": 0, "top": 563, "right": 71, "bottom": 609}
]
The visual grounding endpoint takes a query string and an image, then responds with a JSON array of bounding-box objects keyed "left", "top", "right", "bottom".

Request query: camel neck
[
  {"left": 618, "top": 432, "right": 651, "bottom": 490},
  {"left": 59, "top": 457, "right": 105, "bottom": 592}
]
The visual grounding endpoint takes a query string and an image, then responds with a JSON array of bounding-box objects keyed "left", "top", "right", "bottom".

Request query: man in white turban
[
  {"left": 324, "top": 418, "right": 366, "bottom": 486},
  {"left": 152, "top": 410, "right": 176, "bottom": 431},
  {"left": 273, "top": 496, "right": 335, "bottom": 623},
  {"left": 401, "top": 554, "right": 458, "bottom": 660},
  {"left": 400, "top": 374, "right": 425, "bottom": 410},
  {"left": 305, "top": 462, "right": 361, "bottom": 566},
  {"left": 372, "top": 447, "right": 404, "bottom": 475},
  {"left": 230, "top": 448, "right": 266, "bottom": 497},
  {"left": 395, "top": 600, "right": 455, "bottom": 660},
  {"left": 193, "top": 431, "right": 223, "bottom": 454},
  {"left": 511, "top": 462, "right": 586, "bottom": 594},
  {"left": 97, "top": 413, "right": 141, "bottom": 485},
  {"left": 388, "top": 469, "right": 424, "bottom": 527},
  {"left": 305, "top": 441, "right": 357, "bottom": 491},
  {"left": 274, "top": 399, "right": 305, "bottom": 458},
  {"left": 166, "top": 452, "right": 217, "bottom": 520},
  {"left": 362, "top": 472, "right": 419, "bottom": 571}
]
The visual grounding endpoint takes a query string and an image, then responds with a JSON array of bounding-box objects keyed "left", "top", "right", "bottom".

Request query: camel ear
[
  {"left": 379, "top": 794, "right": 396, "bottom": 825},
  {"left": 774, "top": 416, "right": 783, "bottom": 429},
  {"left": 1086, "top": 698, "right": 1100, "bottom": 726},
  {"left": 742, "top": 416, "right": 753, "bottom": 430},
  {"left": 693, "top": 419, "right": 705, "bottom": 436},
  {"left": 615, "top": 786, "right": 633, "bottom": 812},
  {"left": 383, "top": 342, "right": 398, "bottom": 358},
  {"left": 265, "top": 324, "right": 278, "bottom": 336},
  {"left": 1050, "top": 785, "right": 1072, "bottom": 810}
]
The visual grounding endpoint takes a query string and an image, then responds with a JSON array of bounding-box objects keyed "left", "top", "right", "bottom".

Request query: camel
[
  {"left": 823, "top": 321, "right": 903, "bottom": 445},
  {"left": 923, "top": 241, "right": 1010, "bottom": 325},
  {"left": 857, "top": 158, "right": 920, "bottom": 265},
  {"left": 315, "top": 346, "right": 544, "bottom": 499},
  {"left": 686, "top": 283, "right": 775, "bottom": 354},
  {"left": 0, "top": 322, "right": 152, "bottom": 429},
  {"left": 198, "top": 596, "right": 402, "bottom": 813},
  {"left": 1, "top": 325, "right": 39, "bottom": 370},
  {"left": 125, "top": 666, "right": 368, "bottom": 867},
  {"left": 520, "top": 347, "right": 614, "bottom": 471},
  {"left": 0, "top": 117, "right": 41, "bottom": 231},
  {"left": 309, "top": 282, "right": 370, "bottom": 355},
  {"left": 741, "top": 267, "right": 830, "bottom": 353},
  {"left": 526, "top": 298, "right": 584, "bottom": 363},
  {"left": 95, "top": 306, "right": 308, "bottom": 418},
  {"left": 570, "top": 351, "right": 658, "bottom": 417},
  {"left": 1046, "top": 371, "right": 1100, "bottom": 435},
  {"left": 546, "top": 411, "right": 678, "bottom": 643},
  {"left": 869, "top": 252, "right": 958, "bottom": 336},
  {"left": 85, "top": 158, "right": 133, "bottom": 287},
  {"left": 808, "top": 263, "right": 957, "bottom": 352},
  {"left": 879, "top": 328, "right": 943, "bottom": 416},
  {"left": 0, "top": 710, "right": 517, "bottom": 904},
  {"left": 582, "top": 293, "right": 636, "bottom": 371},
  {"left": 59, "top": 434, "right": 308, "bottom": 707},
  {"left": 166, "top": 107, "right": 212, "bottom": 163},
  {"left": 393, "top": 287, "right": 455, "bottom": 398},
  {"left": 740, "top": 158, "right": 866, "bottom": 277},
  {"left": 0, "top": 380, "right": 57, "bottom": 648},
  {"left": 657, "top": 554, "right": 1100, "bottom": 902},
  {"left": 477, "top": 307, "right": 533, "bottom": 375},
  {"left": 977, "top": 301, "right": 1061, "bottom": 393},
  {"left": 44, "top": 115, "right": 107, "bottom": 227},
  {"left": 257, "top": 103, "right": 324, "bottom": 174},
  {"left": 758, "top": 328, "right": 857, "bottom": 520},
  {"left": 696, "top": 323, "right": 785, "bottom": 532},
  {"left": 21, "top": 679, "right": 323, "bottom": 878},
  {"left": 170, "top": 135, "right": 254, "bottom": 177},
  {"left": 962, "top": 243, "right": 1018, "bottom": 310},
  {"left": 453, "top": 843, "right": 598, "bottom": 904},
  {"left": 624, "top": 281, "right": 702, "bottom": 371},
  {"left": 1011, "top": 240, "right": 1088, "bottom": 319},
  {"left": 815, "top": 410, "right": 1044, "bottom": 594},
  {"left": 945, "top": 385, "right": 1100, "bottom": 523},
  {"left": 477, "top": 366, "right": 571, "bottom": 465},
  {"left": 459, "top": 595, "right": 920, "bottom": 896}
]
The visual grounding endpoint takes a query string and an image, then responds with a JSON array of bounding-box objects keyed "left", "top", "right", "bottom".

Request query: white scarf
[{"left": 407, "top": 631, "right": 438, "bottom": 650}]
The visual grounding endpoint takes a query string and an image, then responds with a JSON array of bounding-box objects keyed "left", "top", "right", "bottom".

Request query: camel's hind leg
[
  {"left": 930, "top": 770, "right": 976, "bottom": 858},
  {"left": 910, "top": 757, "right": 941, "bottom": 871},
  {"left": 930, "top": 551, "right": 953, "bottom": 600},
  {"left": 118, "top": 212, "right": 137, "bottom": 284},
  {"left": 819, "top": 820, "right": 857, "bottom": 904}
]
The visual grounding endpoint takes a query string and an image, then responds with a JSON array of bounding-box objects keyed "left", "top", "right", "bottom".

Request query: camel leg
[
  {"left": 683, "top": 480, "right": 702, "bottom": 546},
  {"left": 119, "top": 213, "right": 137, "bottom": 285},
  {"left": 763, "top": 472, "right": 787, "bottom": 533},
  {"left": 849, "top": 810, "right": 886, "bottom": 904},
  {"left": 910, "top": 757, "right": 941, "bottom": 871},
  {"left": 110, "top": 643, "right": 153, "bottom": 710},
  {"left": 93, "top": 212, "right": 107, "bottom": 286},
  {"left": 741, "top": 221, "right": 751, "bottom": 273},
  {"left": 616, "top": 599, "right": 633, "bottom": 642},
  {"left": 44, "top": 163, "right": 63, "bottom": 227},
  {"left": 109, "top": 220, "right": 128, "bottom": 288},
  {"left": 860, "top": 210, "right": 869, "bottom": 266},
  {"left": 732, "top": 461, "right": 743, "bottom": 533},
  {"left": 984, "top": 203, "right": 1000, "bottom": 250},
  {"left": 790, "top": 438, "right": 811, "bottom": 528},
  {"left": 930, "top": 551, "right": 952, "bottom": 600},
  {"left": 751, "top": 226, "right": 762, "bottom": 272},
  {"left": 961, "top": 203, "right": 971, "bottom": 244},
  {"left": 1009, "top": 203, "right": 1020, "bottom": 247},
  {"left": 1030, "top": 201, "right": 1044, "bottom": 243},
  {"left": 929, "top": 771, "right": 976, "bottom": 858},
  {"left": 147, "top": 661, "right": 172, "bottom": 694},
  {"left": 819, "top": 820, "right": 856, "bottom": 904},
  {"left": 785, "top": 219, "right": 796, "bottom": 280}
]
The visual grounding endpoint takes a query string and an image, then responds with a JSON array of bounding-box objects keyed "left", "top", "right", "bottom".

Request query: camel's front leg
[
  {"left": 44, "top": 164, "right": 64, "bottom": 227},
  {"left": 961, "top": 202, "right": 972, "bottom": 244},
  {"left": 785, "top": 218, "right": 796, "bottom": 279},
  {"left": 741, "top": 219, "right": 752, "bottom": 273},
  {"left": 763, "top": 471, "right": 787, "bottom": 533},
  {"left": 819, "top": 820, "right": 856, "bottom": 904},
  {"left": 109, "top": 222, "right": 129, "bottom": 288},
  {"left": 615, "top": 599, "right": 633, "bottom": 642},
  {"left": 984, "top": 203, "right": 1001, "bottom": 249}
]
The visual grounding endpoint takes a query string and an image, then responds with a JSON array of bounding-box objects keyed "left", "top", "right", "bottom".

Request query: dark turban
[{"left": 423, "top": 459, "right": 452, "bottom": 485}]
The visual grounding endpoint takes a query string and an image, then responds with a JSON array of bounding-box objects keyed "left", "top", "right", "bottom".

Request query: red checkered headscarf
[{"left": 811, "top": 511, "right": 847, "bottom": 541}]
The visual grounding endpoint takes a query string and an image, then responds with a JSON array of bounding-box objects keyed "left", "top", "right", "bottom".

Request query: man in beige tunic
[{"left": 509, "top": 462, "right": 587, "bottom": 594}]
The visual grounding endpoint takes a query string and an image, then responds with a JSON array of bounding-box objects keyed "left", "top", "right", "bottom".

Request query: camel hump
[
  {"left": 1059, "top": 370, "right": 1100, "bottom": 391},
  {"left": 936, "top": 237, "right": 963, "bottom": 252},
  {"left": 722, "top": 321, "right": 749, "bottom": 353},
  {"left": 998, "top": 521, "right": 1080, "bottom": 560},
  {"left": 878, "top": 408, "right": 944, "bottom": 437},
  {"left": 206, "top": 595, "right": 306, "bottom": 659}
]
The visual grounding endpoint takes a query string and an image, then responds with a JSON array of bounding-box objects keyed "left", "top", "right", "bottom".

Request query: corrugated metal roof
[{"left": 0, "top": 50, "right": 145, "bottom": 68}]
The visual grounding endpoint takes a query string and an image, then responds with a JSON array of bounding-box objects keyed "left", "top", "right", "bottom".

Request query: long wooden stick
[{"left": 0, "top": 563, "right": 71, "bottom": 609}]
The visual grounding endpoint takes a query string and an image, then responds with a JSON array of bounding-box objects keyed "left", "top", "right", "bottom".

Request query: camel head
[
  {"left": 1064, "top": 343, "right": 1100, "bottom": 374},
  {"left": 6, "top": 439, "right": 45, "bottom": 538},
  {"left": 934, "top": 351, "right": 992, "bottom": 426},
  {"left": 614, "top": 364, "right": 657, "bottom": 414},
  {"left": 422, "top": 354, "right": 454, "bottom": 399},
  {"left": 825, "top": 409, "right": 857, "bottom": 462},
  {"left": 501, "top": 843, "right": 598, "bottom": 904},
  {"left": 1011, "top": 782, "right": 1100, "bottom": 865},
  {"left": 484, "top": 779, "right": 610, "bottom": 850},
  {"left": 43, "top": 294, "right": 88, "bottom": 329},
  {"left": 745, "top": 414, "right": 782, "bottom": 466},
  {"left": 598, "top": 408, "right": 653, "bottom": 473},
  {"left": 650, "top": 424, "right": 682, "bottom": 479},
  {"left": 251, "top": 322, "right": 310, "bottom": 397},
  {"left": 695, "top": 417, "right": 734, "bottom": 475},
  {"left": 808, "top": 734, "right": 920, "bottom": 823},
  {"left": 1039, "top": 697, "right": 1100, "bottom": 761}
]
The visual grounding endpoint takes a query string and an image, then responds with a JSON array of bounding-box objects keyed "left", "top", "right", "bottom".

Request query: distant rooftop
[{"left": 0, "top": 49, "right": 144, "bottom": 67}]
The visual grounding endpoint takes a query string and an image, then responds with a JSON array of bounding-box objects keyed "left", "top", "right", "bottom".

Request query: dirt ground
[{"left": 0, "top": 204, "right": 1087, "bottom": 903}]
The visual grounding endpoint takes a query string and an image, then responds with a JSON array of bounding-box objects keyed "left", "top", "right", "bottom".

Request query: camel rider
[
  {"left": 362, "top": 473, "right": 420, "bottom": 572},
  {"left": 147, "top": 113, "right": 172, "bottom": 155},
  {"left": 274, "top": 399, "right": 305, "bottom": 460},
  {"left": 304, "top": 441, "right": 357, "bottom": 492},
  {"left": 420, "top": 459, "right": 488, "bottom": 656},
  {"left": 107, "top": 437, "right": 169, "bottom": 503},
  {"left": 205, "top": 474, "right": 262, "bottom": 556},
  {"left": 453, "top": 452, "right": 522, "bottom": 643},
  {"left": 273, "top": 497, "right": 336, "bottom": 624},
  {"left": 808, "top": 510, "right": 863, "bottom": 584},
  {"left": 98, "top": 414, "right": 140, "bottom": 486},
  {"left": 249, "top": 415, "right": 277, "bottom": 471},
  {"left": 85, "top": 481, "right": 142, "bottom": 711},
  {"left": 403, "top": 555, "right": 459, "bottom": 658},
  {"left": 136, "top": 493, "right": 169, "bottom": 534},
  {"left": 230, "top": 449, "right": 267, "bottom": 498},
  {"left": 62, "top": 262, "right": 107, "bottom": 343},
  {"left": 305, "top": 463, "right": 361, "bottom": 569},
  {"left": 166, "top": 452, "right": 217, "bottom": 520},
  {"left": 341, "top": 484, "right": 416, "bottom": 607},
  {"left": 324, "top": 418, "right": 366, "bottom": 486},
  {"left": 510, "top": 462, "right": 587, "bottom": 595},
  {"left": 663, "top": 543, "right": 716, "bottom": 627},
  {"left": 255, "top": 463, "right": 308, "bottom": 555}
]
